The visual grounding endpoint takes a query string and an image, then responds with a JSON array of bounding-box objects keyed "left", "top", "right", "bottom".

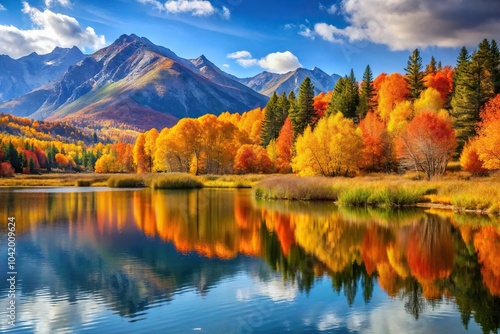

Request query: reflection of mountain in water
[{"left": 0, "top": 188, "right": 499, "bottom": 332}]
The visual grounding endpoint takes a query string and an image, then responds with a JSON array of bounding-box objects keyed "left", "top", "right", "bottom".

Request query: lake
[{"left": 0, "top": 187, "right": 499, "bottom": 333}]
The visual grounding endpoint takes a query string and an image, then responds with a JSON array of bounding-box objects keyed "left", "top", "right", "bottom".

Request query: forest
[{"left": 1, "top": 38, "right": 499, "bottom": 180}]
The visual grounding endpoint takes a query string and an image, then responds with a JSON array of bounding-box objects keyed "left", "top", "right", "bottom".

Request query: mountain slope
[
  {"left": 0, "top": 34, "right": 268, "bottom": 130},
  {"left": 0, "top": 47, "right": 85, "bottom": 102},
  {"left": 239, "top": 67, "right": 341, "bottom": 97}
]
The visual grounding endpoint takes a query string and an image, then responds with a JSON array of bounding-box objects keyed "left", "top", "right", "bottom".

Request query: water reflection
[{"left": 0, "top": 188, "right": 499, "bottom": 333}]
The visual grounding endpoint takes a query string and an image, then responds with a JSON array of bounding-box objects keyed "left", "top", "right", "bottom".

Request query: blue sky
[{"left": 0, "top": 0, "right": 499, "bottom": 79}]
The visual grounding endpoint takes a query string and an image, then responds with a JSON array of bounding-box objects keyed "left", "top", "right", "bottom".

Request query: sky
[{"left": 0, "top": 0, "right": 499, "bottom": 79}]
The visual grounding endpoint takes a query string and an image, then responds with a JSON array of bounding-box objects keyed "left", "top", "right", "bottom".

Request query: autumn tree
[
  {"left": 413, "top": 87, "right": 444, "bottom": 114},
  {"left": 474, "top": 94, "right": 500, "bottom": 169},
  {"left": 460, "top": 140, "right": 487, "bottom": 176},
  {"left": 424, "top": 66, "right": 454, "bottom": 106},
  {"left": 94, "top": 154, "right": 120, "bottom": 173},
  {"left": 292, "top": 113, "right": 362, "bottom": 176},
  {"left": 396, "top": 112, "right": 456, "bottom": 179},
  {"left": 133, "top": 133, "right": 147, "bottom": 173},
  {"left": 234, "top": 144, "right": 273, "bottom": 174},
  {"left": 359, "top": 112, "right": 388, "bottom": 171},
  {"left": 290, "top": 77, "right": 315, "bottom": 137},
  {"left": 405, "top": 49, "right": 425, "bottom": 100},
  {"left": 144, "top": 128, "right": 159, "bottom": 173},
  {"left": 377, "top": 73, "right": 410, "bottom": 122},
  {"left": 275, "top": 118, "right": 294, "bottom": 173}
]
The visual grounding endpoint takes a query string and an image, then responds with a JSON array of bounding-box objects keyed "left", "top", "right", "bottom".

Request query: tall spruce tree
[
  {"left": 451, "top": 47, "right": 478, "bottom": 153},
  {"left": 489, "top": 39, "right": 500, "bottom": 94},
  {"left": 290, "top": 77, "right": 315, "bottom": 137},
  {"left": 261, "top": 92, "right": 282, "bottom": 147},
  {"left": 326, "top": 70, "right": 359, "bottom": 120},
  {"left": 278, "top": 91, "right": 290, "bottom": 125},
  {"left": 405, "top": 49, "right": 425, "bottom": 100},
  {"left": 357, "top": 65, "right": 374, "bottom": 119},
  {"left": 424, "top": 56, "right": 437, "bottom": 75}
]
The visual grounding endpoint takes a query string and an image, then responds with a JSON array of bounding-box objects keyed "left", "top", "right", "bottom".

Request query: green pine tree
[
  {"left": 357, "top": 65, "right": 374, "bottom": 119},
  {"left": 489, "top": 39, "right": 500, "bottom": 94},
  {"left": 278, "top": 91, "right": 290, "bottom": 125},
  {"left": 405, "top": 49, "right": 425, "bottom": 100},
  {"left": 326, "top": 70, "right": 359, "bottom": 120},
  {"left": 261, "top": 92, "right": 281, "bottom": 147},
  {"left": 290, "top": 77, "right": 315, "bottom": 137},
  {"left": 424, "top": 56, "right": 437, "bottom": 75},
  {"left": 451, "top": 47, "right": 478, "bottom": 153}
]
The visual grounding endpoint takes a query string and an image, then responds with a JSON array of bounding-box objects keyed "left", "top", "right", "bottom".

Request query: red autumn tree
[
  {"left": 424, "top": 67, "right": 454, "bottom": 103},
  {"left": 377, "top": 73, "right": 410, "bottom": 122},
  {"left": 397, "top": 111, "right": 456, "bottom": 179},
  {"left": 460, "top": 140, "right": 487, "bottom": 176},
  {"left": 275, "top": 118, "right": 294, "bottom": 173},
  {"left": 359, "top": 111, "right": 388, "bottom": 171},
  {"left": 234, "top": 144, "right": 273, "bottom": 174}
]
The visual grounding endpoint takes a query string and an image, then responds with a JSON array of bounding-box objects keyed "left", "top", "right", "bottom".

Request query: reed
[{"left": 150, "top": 173, "right": 203, "bottom": 189}]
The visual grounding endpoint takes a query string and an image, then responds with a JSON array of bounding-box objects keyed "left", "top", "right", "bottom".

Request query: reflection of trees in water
[{"left": 3, "top": 188, "right": 500, "bottom": 331}]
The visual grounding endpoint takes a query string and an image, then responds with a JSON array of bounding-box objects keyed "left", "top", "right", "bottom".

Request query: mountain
[
  {"left": 0, "top": 34, "right": 268, "bottom": 131},
  {"left": 0, "top": 46, "right": 85, "bottom": 102},
  {"left": 238, "top": 67, "right": 341, "bottom": 97}
]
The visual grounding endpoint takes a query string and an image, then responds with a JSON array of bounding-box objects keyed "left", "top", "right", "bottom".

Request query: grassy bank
[
  {"left": 0, "top": 173, "right": 263, "bottom": 189},
  {"left": 253, "top": 173, "right": 500, "bottom": 214}
]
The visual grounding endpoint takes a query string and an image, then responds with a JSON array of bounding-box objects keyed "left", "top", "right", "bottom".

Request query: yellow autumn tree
[
  {"left": 292, "top": 113, "right": 362, "bottom": 176},
  {"left": 413, "top": 87, "right": 443, "bottom": 114},
  {"left": 153, "top": 128, "right": 170, "bottom": 172},
  {"left": 133, "top": 133, "right": 147, "bottom": 173},
  {"left": 94, "top": 153, "right": 120, "bottom": 173},
  {"left": 144, "top": 128, "right": 159, "bottom": 172}
]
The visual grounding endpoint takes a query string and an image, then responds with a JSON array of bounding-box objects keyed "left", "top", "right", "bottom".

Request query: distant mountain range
[
  {"left": 0, "top": 46, "right": 85, "bottom": 102},
  {"left": 0, "top": 34, "right": 341, "bottom": 130},
  {"left": 237, "top": 68, "right": 340, "bottom": 97}
]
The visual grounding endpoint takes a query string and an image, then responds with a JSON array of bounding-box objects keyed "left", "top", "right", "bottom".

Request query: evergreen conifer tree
[{"left": 405, "top": 49, "right": 425, "bottom": 100}]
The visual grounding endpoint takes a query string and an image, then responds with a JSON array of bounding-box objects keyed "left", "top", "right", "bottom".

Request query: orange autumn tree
[
  {"left": 424, "top": 66, "right": 454, "bottom": 103},
  {"left": 397, "top": 112, "right": 456, "bottom": 179},
  {"left": 359, "top": 111, "right": 388, "bottom": 171},
  {"left": 377, "top": 73, "right": 410, "bottom": 122},
  {"left": 474, "top": 94, "right": 500, "bottom": 169},
  {"left": 133, "top": 133, "right": 147, "bottom": 173},
  {"left": 275, "top": 117, "right": 294, "bottom": 173},
  {"left": 234, "top": 144, "right": 273, "bottom": 174},
  {"left": 460, "top": 140, "right": 487, "bottom": 175}
]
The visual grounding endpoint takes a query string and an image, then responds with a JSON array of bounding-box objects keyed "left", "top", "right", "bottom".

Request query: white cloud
[
  {"left": 258, "top": 51, "right": 302, "bottom": 73},
  {"left": 284, "top": 23, "right": 296, "bottom": 30},
  {"left": 0, "top": 4, "right": 5, "bottom": 10},
  {"left": 222, "top": 63, "right": 230, "bottom": 68},
  {"left": 228, "top": 50, "right": 302, "bottom": 73},
  {"left": 314, "top": 0, "right": 500, "bottom": 50},
  {"left": 319, "top": 3, "right": 337, "bottom": 14},
  {"left": 227, "top": 50, "right": 252, "bottom": 59},
  {"left": 0, "top": 2, "right": 105, "bottom": 58},
  {"left": 45, "top": 0, "right": 70, "bottom": 7},
  {"left": 165, "top": 0, "right": 215, "bottom": 16},
  {"left": 314, "top": 23, "right": 343, "bottom": 43},
  {"left": 298, "top": 25, "right": 315, "bottom": 40},
  {"left": 222, "top": 6, "right": 230, "bottom": 20}
]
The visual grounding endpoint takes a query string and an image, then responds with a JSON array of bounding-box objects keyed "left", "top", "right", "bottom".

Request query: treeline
[{"left": 124, "top": 38, "right": 499, "bottom": 179}]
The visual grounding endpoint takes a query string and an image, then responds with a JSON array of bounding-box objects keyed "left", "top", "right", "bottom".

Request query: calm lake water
[{"left": 0, "top": 187, "right": 499, "bottom": 334}]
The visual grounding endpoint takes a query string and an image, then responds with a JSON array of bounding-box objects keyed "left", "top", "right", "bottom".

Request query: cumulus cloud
[
  {"left": 259, "top": 51, "right": 301, "bottom": 73},
  {"left": 227, "top": 50, "right": 302, "bottom": 73},
  {"left": 45, "top": 0, "right": 71, "bottom": 7},
  {"left": 138, "top": 0, "right": 228, "bottom": 17},
  {"left": 0, "top": 2, "right": 105, "bottom": 58},
  {"left": 313, "top": 0, "right": 500, "bottom": 50}
]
